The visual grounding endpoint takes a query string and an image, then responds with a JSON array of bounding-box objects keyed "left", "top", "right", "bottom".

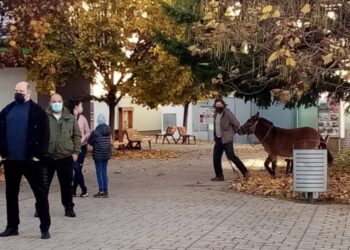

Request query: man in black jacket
[{"left": 0, "top": 82, "right": 51, "bottom": 239}]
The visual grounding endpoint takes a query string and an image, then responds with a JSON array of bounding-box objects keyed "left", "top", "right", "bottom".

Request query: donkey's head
[{"left": 238, "top": 112, "right": 260, "bottom": 135}]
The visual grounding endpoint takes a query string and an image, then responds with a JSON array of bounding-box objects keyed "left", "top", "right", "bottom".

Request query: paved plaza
[{"left": 0, "top": 143, "right": 349, "bottom": 250}]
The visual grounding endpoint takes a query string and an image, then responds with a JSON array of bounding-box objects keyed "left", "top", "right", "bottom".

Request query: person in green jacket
[{"left": 44, "top": 93, "right": 81, "bottom": 217}]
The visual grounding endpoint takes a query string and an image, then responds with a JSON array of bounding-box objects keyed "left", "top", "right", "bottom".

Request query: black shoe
[
  {"left": 34, "top": 211, "right": 38, "bottom": 218},
  {"left": 65, "top": 209, "right": 76, "bottom": 217},
  {"left": 41, "top": 230, "right": 50, "bottom": 239},
  {"left": 0, "top": 227, "right": 19, "bottom": 237},
  {"left": 210, "top": 176, "right": 225, "bottom": 181},
  {"left": 80, "top": 192, "right": 88, "bottom": 197},
  {"left": 93, "top": 192, "right": 105, "bottom": 198}
]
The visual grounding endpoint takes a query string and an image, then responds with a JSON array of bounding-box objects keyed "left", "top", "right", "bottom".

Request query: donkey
[{"left": 239, "top": 112, "right": 333, "bottom": 176}]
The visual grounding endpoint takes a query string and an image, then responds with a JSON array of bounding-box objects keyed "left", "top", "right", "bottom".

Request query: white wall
[
  {"left": 0, "top": 68, "right": 37, "bottom": 109},
  {"left": 161, "top": 104, "right": 193, "bottom": 134},
  {"left": 162, "top": 105, "right": 182, "bottom": 133},
  {"left": 93, "top": 96, "right": 161, "bottom": 131},
  {"left": 118, "top": 96, "right": 161, "bottom": 131}
]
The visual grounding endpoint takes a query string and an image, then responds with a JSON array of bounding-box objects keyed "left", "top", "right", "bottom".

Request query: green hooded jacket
[{"left": 46, "top": 107, "right": 81, "bottom": 160}]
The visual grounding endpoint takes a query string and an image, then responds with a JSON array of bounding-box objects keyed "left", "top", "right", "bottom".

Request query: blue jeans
[
  {"left": 94, "top": 160, "right": 108, "bottom": 193},
  {"left": 72, "top": 145, "right": 87, "bottom": 194}
]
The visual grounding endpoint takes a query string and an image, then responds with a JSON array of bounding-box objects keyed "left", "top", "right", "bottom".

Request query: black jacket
[
  {"left": 88, "top": 124, "right": 111, "bottom": 161},
  {"left": 0, "top": 100, "right": 50, "bottom": 160}
]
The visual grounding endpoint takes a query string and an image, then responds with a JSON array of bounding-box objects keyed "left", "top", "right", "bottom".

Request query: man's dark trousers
[
  {"left": 213, "top": 138, "right": 248, "bottom": 177},
  {"left": 3, "top": 160, "right": 50, "bottom": 231},
  {"left": 45, "top": 156, "right": 75, "bottom": 210}
]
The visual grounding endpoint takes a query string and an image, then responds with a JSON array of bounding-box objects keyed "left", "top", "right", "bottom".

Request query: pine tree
[{"left": 158, "top": 0, "right": 229, "bottom": 128}]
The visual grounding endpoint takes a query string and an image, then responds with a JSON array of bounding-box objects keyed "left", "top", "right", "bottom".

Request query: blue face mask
[{"left": 51, "top": 102, "right": 63, "bottom": 113}]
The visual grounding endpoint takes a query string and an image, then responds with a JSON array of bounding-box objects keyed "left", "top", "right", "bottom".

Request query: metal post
[{"left": 307, "top": 192, "right": 314, "bottom": 204}]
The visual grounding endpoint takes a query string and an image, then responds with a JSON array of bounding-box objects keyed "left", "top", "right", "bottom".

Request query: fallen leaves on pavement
[
  {"left": 114, "top": 149, "right": 180, "bottom": 160},
  {"left": 235, "top": 144, "right": 265, "bottom": 155},
  {"left": 229, "top": 170, "right": 302, "bottom": 200},
  {"left": 229, "top": 149, "right": 350, "bottom": 203}
]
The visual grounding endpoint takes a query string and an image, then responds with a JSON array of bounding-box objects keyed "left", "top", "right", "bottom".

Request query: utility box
[{"left": 293, "top": 149, "right": 328, "bottom": 203}]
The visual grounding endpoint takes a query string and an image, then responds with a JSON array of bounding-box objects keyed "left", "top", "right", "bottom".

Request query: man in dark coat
[{"left": 0, "top": 81, "right": 51, "bottom": 239}]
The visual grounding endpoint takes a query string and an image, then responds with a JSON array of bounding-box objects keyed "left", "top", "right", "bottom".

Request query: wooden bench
[
  {"left": 177, "top": 127, "right": 196, "bottom": 144},
  {"left": 113, "top": 140, "right": 127, "bottom": 154},
  {"left": 125, "top": 128, "right": 151, "bottom": 150},
  {"left": 155, "top": 126, "right": 177, "bottom": 144}
]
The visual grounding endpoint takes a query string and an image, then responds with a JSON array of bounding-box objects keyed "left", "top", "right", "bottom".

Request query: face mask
[
  {"left": 14, "top": 93, "right": 25, "bottom": 104},
  {"left": 51, "top": 102, "right": 63, "bottom": 113},
  {"left": 215, "top": 107, "right": 224, "bottom": 113}
]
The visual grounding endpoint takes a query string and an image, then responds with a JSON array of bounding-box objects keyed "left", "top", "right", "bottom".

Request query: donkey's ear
[{"left": 256, "top": 112, "right": 260, "bottom": 118}]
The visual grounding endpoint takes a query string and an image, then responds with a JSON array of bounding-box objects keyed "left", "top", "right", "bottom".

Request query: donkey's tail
[{"left": 319, "top": 134, "right": 333, "bottom": 165}]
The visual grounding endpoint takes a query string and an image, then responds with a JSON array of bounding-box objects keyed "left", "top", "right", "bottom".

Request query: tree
[
  {"left": 4, "top": 0, "right": 223, "bottom": 134},
  {"left": 157, "top": 0, "right": 230, "bottom": 128},
  {"left": 130, "top": 46, "right": 193, "bottom": 109},
  {"left": 67, "top": 0, "right": 198, "bottom": 135},
  {"left": 191, "top": 1, "right": 350, "bottom": 108},
  {"left": 6, "top": 0, "right": 196, "bottom": 137},
  {"left": 0, "top": 0, "right": 76, "bottom": 68}
]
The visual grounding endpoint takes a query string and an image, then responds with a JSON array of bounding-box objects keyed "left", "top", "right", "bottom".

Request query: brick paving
[{"left": 0, "top": 143, "right": 349, "bottom": 250}]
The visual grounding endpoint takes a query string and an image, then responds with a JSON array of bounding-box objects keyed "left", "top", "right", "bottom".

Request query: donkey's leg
[
  {"left": 264, "top": 157, "right": 275, "bottom": 176},
  {"left": 271, "top": 158, "right": 278, "bottom": 175},
  {"left": 285, "top": 159, "right": 290, "bottom": 174}
]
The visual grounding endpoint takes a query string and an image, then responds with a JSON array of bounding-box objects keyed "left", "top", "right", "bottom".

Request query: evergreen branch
[
  {"left": 155, "top": 32, "right": 193, "bottom": 65},
  {"left": 159, "top": 1, "right": 199, "bottom": 24}
]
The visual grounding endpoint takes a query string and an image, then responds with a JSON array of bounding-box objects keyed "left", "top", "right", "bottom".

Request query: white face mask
[{"left": 51, "top": 102, "right": 63, "bottom": 113}]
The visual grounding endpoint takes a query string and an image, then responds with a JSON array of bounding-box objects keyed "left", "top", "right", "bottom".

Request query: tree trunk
[
  {"left": 183, "top": 101, "right": 190, "bottom": 128},
  {"left": 108, "top": 103, "right": 116, "bottom": 140}
]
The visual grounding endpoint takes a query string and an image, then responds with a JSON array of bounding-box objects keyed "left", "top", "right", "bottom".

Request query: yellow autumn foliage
[
  {"left": 301, "top": 4, "right": 311, "bottom": 14},
  {"left": 262, "top": 5, "right": 273, "bottom": 14},
  {"left": 286, "top": 57, "right": 296, "bottom": 67}
]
